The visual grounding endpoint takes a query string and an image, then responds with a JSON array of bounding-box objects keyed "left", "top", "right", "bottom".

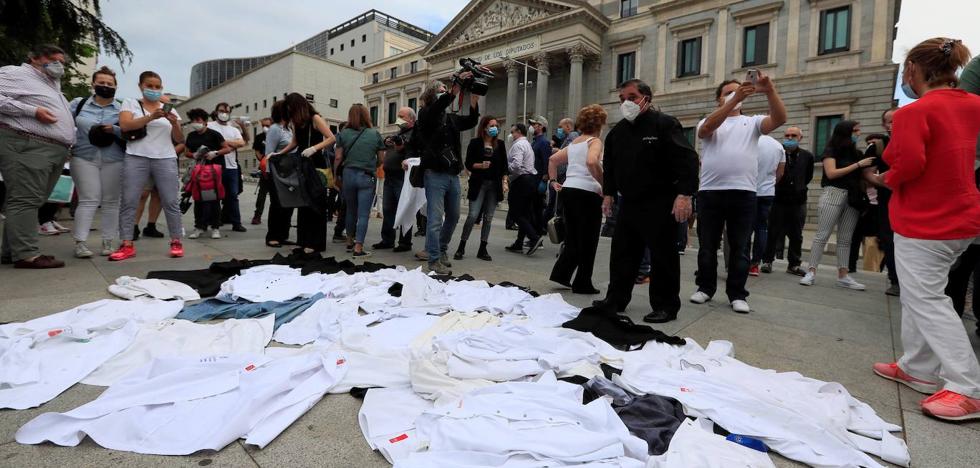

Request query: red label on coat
[
  {"left": 48, "top": 329, "right": 63, "bottom": 337},
  {"left": 680, "top": 387, "right": 693, "bottom": 393},
  {"left": 389, "top": 434, "right": 408, "bottom": 443},
  {"left": 336, "top": 358, "right": 346, "bottom": 366},
  {"left": 244, "top": 364, "right": 256, "bottom": 372}
]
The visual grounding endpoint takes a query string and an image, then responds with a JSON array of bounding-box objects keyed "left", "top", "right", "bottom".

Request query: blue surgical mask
[
  {"left": 851, "top": 135, "right": 859, "bottom": 144},
  {"left": 487, "top": 126, "right": 499, "bottom": 138},
  {"left": 900, "top": 82, "right": 919, "bottom": 100},
  {"left": 782, "top": 139, "right": 799, "bottom": 149},
  {"left": 142, "top": 88, "right": 162, "bottom": 102},
  {"left": 556, "top": 128, "right": 565, "bottom": 139}
]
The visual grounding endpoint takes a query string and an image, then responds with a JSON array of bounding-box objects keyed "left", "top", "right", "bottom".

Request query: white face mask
[
  {"left": 262, "top": 126, "right": 269, "bottom": 131},
  {"left": 217, "top": 112, "right": 230, "bottom": 122},
  {"left": 189, "top": 123, "right": 205, "bottom": 132},
  {"left": 724, "top": 92, "right": 743, "bottom": 111},
  {"left": 620, "top": 100, "right": 641, "bottom": 122}
]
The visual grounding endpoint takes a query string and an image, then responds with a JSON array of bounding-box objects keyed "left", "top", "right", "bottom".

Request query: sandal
[{"left": 266, "top": 241, "right": 281, "bottom": 247}]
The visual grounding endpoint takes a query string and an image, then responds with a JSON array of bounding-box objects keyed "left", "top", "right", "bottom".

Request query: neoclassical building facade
[{"left": 365, "top": 0, "right": 899, "bottom": 165}]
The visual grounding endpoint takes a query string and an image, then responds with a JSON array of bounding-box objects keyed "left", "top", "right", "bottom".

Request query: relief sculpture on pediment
[{"left": 447, "top": 1, "right": 554, "bottom": 47}]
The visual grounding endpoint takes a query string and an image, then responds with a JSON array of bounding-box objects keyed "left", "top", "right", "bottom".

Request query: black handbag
[
  {"left": 121, "top": 101, "right": 148, "bottom": 142},
  {"left": 847, "top": 182, "right": 871, "bottom": 212}
]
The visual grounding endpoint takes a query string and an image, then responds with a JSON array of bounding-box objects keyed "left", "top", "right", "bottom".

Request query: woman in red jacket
[{"left": 871, "top": 37, "right": 980, "bottom": 422}]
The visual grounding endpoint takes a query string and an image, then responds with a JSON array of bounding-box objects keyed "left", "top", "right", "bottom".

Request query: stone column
[
  {"left": 567, "top": 45, "right": 586, "bottom": 117},
  {"left": 533, "top": 52, "right": 550, "bottom": 123},
  {"left": 505, "top": 60, "right": 519, "bottom": 127},
  {"left": 786, "top": 0, "right": 800, "bottom": 75},
  {"left": 714, "top": 8, "right": 728, "bottom": 80}
]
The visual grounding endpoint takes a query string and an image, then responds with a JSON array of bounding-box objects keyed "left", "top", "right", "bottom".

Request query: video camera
[
  {"left": 384, "top": 135, "right": 405, "bottom": 148},
  {"left": 452, "top": 58, "right": 495, "bottom": 96}
]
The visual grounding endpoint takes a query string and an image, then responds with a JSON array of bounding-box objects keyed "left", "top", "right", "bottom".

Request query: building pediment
[{"left": 423, "top": 0, "right": 608, "bottom": 61}]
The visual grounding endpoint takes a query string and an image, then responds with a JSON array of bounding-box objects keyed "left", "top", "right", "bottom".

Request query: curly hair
[{"left": 575, "top": 104, "right": 608, "bottom": 135}]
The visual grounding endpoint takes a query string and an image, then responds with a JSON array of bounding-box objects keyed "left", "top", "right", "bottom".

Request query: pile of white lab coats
[{"left": 2, "top": 264, "right": 910, "bottom": 467}]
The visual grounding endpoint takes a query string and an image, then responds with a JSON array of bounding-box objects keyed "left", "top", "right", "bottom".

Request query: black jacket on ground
[
  {"left": 464, "top": 137, "right": 508, "bottom": 201},
  {"left": 603, "top": 110, "right": 698, "bottom": 200},
  {"left": 413, "top": 92, "right": 479, "bottom": 175},
  {"left": 774, "top": 147, "right": 815, "bottom": 205}
]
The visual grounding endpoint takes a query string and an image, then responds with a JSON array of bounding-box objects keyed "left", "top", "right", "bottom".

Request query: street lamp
[{"left": 503, "top": 56, "right": 539, "bottom": 125}]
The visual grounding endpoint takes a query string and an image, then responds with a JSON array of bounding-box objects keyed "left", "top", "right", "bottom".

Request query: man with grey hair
[
  {"left": 375, "top": 106, "right": 417, "bottom": 252},
  {"left": 0, "top": 44, "right": 74, "bottom": 269}
]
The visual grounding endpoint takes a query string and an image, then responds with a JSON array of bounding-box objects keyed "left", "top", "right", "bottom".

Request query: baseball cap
[{"left": 528, "top": 115, "right": 549, "bottom": 128}]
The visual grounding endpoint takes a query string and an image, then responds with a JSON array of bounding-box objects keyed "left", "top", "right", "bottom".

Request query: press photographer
[{"left": 413, "top": 60, "right": 489, "bottom": 274}]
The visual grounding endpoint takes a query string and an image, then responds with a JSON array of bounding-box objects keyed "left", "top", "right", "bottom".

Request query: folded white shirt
[
  {"left": 358, "top": 386, "right": 433, "bottom": 463},
  {"left": 107, "top": 276, "right": 200, "bottom": 301}
]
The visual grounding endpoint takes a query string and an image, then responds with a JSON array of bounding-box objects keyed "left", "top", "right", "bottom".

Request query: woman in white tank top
[{"left": 547, "top": 105, "right": 607, "bottom": 294}]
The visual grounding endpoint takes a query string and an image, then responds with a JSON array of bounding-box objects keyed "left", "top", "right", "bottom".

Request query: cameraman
[
  {"left": 376, "top": 107, "right": 417, "bottom": 252},
  {"left": 414, "top": 75, "right": 480, "bottom": 274}
]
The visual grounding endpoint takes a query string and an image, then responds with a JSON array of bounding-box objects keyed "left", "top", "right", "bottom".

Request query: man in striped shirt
[{"left": 0, "top": 44, "right": 75, "bottom": 269}]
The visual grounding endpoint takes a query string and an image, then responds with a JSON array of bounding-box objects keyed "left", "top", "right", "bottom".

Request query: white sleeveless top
[{"left": 562, "top": 137, "right": 602, "bottom": 195}]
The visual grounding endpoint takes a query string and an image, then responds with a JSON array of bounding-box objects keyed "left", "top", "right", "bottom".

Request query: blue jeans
[
  {"left": 747, "top": 196, "right": 774, "bottom": 264},
  {"left": 459, "top": 180, "right": 497, "bottom": 243},
  {"left": 221, "top": 167, "right": 242, "bottom": 226},
  {"left": 342, "top": 169, "right": 376, "bottom": 245},
  {"left": 424, "top": 170, "right": 461, "bottom": 262}
]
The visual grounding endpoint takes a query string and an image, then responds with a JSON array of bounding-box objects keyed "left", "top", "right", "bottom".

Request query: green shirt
[
  {"left": 958, "top": 56, "right": 980, "bottom": 161},
  {"left": 337, "top": 127, "right": 384, "bottom": 173}
]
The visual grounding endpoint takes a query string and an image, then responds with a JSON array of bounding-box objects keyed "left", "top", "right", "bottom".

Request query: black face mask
[{"left": 93, "top": 85, "right": 116, "bottom": 99}]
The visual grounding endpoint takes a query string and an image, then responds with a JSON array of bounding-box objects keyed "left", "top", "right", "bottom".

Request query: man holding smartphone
[{"left": 690, "top": 70, "right": 787, "bottom": 314}]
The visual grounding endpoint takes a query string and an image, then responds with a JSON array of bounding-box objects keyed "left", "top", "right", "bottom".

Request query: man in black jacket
[
  {"left": 414, "top": 76, "right": 479, "bottom": 275},
  {"left": 762, "top": 126, "right": 814, "bottom": 276},
  {"left": 592, "top": 79, "right": 699, "bottom": 323}
]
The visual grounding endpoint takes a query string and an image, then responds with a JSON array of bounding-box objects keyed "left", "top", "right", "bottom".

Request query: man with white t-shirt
[
  {"left": 748, "top": 135, "right": 786, "bottom": 276},
  {"left": 207, "top": 102, "right": 247, "bottom": 233},
  {"left": 691, "top": 74, "right": 786, "bottom": 313}
]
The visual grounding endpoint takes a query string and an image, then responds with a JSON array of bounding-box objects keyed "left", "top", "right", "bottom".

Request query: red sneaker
[
  {"left": 748, "top": 264, "right": 760, "bottom": 277},
  {"left": 108, "top": 244, "right": 136, "bottom": 261},
  {"left": 920, "top": 390, "right": 980, "bottom": 421},
  {"left": 169, "top": 240, "right": 184, "bottom": 258},
  {"left": 873, "top": 362, "right": 939, "bottom": 394}
]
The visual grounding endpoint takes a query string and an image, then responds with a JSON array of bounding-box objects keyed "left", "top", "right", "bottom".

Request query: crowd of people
[{"left": 1, "top": 36, "right": 979, "bottom": 420}]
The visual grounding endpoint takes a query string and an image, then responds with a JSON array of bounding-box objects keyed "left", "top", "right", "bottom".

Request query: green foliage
[{"left": 0, "top": 0, "right": 132, "bottom": 97}]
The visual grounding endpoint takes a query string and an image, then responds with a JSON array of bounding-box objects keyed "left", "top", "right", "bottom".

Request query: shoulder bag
[{"left": 121, "top": 101, "right": 148, "bottom": 142}]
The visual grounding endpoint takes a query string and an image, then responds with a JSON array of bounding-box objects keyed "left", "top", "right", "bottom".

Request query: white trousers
[{"left": 895, "top": 233, "right": 980, "bottom": 398}]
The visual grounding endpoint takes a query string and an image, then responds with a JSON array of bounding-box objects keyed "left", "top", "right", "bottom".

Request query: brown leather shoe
[{"left": 13, "top": 255, "right": 65, "bottom": 269}]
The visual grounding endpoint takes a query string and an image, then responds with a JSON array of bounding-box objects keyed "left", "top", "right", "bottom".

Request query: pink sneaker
[
  {"left": 872, "top": 362, "right": 939, "bottom": 394},
  {"left": 920, "top": 390, "right": 980, "bottom": 421}
]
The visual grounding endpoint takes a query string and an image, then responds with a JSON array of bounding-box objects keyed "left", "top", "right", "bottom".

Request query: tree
[{"left": 0, "top": 0, "right": 132, "bottom": 99}]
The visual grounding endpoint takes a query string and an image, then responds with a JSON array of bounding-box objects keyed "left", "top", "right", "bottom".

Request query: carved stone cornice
[
  {"left": 534, "top": 52, "right": 550, "bottom": 73},
  {"left": 566, "top": 43, "right": 589, "bottom": 62}
]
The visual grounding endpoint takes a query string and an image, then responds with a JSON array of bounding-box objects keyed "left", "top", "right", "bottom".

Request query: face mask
[
  {"left": 93, "top": 85, "right": 116, "bottom": 99},
  {"left": 189, "top": 123, "right": 205, "bottom": 132},
  {"left": 900, "top": 82, "right": 919, "bottom": 100},
  {"left": 42, "top": 62, "right": 65, "bottom": 79},
  {"left": 487, "top": 126, "right": 499, "bottom": 138},
  {"left": 142, "top": 88, "right": 162, "bottom": 102},
  {"left": 217, "top": 112, "right": 230, "bottom": 122},
  {"left": 851, "top": 135, "right": 859, "bottom": 144},
  {"left": 262, "top": 126, "right": 269, "bottom": 131},
  {"left": 395, "top": 117, "right": 408, "bottom": 128},
  {"left": 782, "top": 139, "right": 799, "bottom": 149},
  {"left": 724, "top": 92, "right": 743, "bottom": 111},
  {"left": 620, "top": 100, "right": 641, "bottom": 122},
  {"left": 556, "top": 128, "right": 565, "bottom": 139}
]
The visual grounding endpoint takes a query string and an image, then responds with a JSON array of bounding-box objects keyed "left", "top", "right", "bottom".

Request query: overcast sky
[{"left": 95, "top": 0, "right": 980, "bottom": 102}]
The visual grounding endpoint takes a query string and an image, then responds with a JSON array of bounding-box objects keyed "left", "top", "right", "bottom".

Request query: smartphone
[
  {"left": 162, "top": 103, "right": 175, "bottom": 113},
  {"left": 746, "top": 69, "right": 760, "bottom": 84}
]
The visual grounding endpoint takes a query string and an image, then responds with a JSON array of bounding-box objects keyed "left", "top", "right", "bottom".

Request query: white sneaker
[
  {"left": 731, "top": 300, "right": 751, "bottom": 314},
  {"left": 74, "top": 241, "right": 93, "bottom": 258},
  {"left": 836, "top": 275, "right": 866, "bottom": 291},
  {"left": 210, "top": 228, "right": 221, "bottom": 239},
  {"left": 100, "top": 239, "right": 114, "bottom": 256},
  {"left": 188, "top": 229, "right": 203, "bottom": 239},
  {"left": 51, "top": 220, "right": 71, "bottom": 233},
  {"left": 690, "top": 291, "right": 711, "bottom": 304},
  {"left": 799, "top": 271, "right": 816, "bottom": 286},
  {"left": 39, "top": 222, "right": 60, "bottom": 236}
]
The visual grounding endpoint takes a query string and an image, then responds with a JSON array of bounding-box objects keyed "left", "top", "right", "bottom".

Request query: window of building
[
  {"left": 361, "top": 55, "right": 366, "bottom": 64},
  {"left": 387, "top": 102, "right": 398, "bottom": 125},
  {"left": 369, "top": 106, "right": 379, "bottom": 126},
  {"left": 743, "top": 23, "right": 770, "bottom": 66},
  {"left": 350, "top": 59, "right": 355, "bottom": 67},
  {"left": 408, "top": 97, "right": 417, "bottom": 111},
  {"left": 305, "top": 93, "right": 314, "bottom": 102},
  {"left": 682, "top": 127, "right": 696, "bottom": 146},
  {"left": 620, "top": 0, "right": 638, "bottom": 18},
  {"left": 390, "top": 66, "right": 398, "bottom": 79},
  {"left": 814, "top": 114, "right": 843, "bottom": 157},
  {"left": 329, "top": 99, "right": 338, "bottom": 108},
  {"left": 350, "top": 39, "right": 355, "bottom": 47},
  {"left": 362, "top": 34, "right": 367, "bottom": 43},
  {"left": 372, "top": 72, "right": 379, "bottom": 84},
  {"left": 340, "top": 44, "right": 344, "bottom": 51},
  {"left": 254, "top": 102, "right": 257, "bottom": 110},
  {"left": 330, "top": 48, "right": 334, "bottom": 55},
  {"left": 677, "top": 37, "right": 702, "bottom": 77},
  {"left": 329, "top": 124, "right": 338, "bottom": 135},
  {"left": 818, "top": 6, "right": 850, "bottom": 55},
  {"left": 410, "top": 61, "right": 418, "bottom": 73},
  {"left": 616, "top": 52, "right": 636, "bottom": 85},
  {"left": 262, "top": 99, "right": 266, "bottom": 108},
  {"left": 272, "top": 96, "right": 276, "bottom": 103},
  {"left": 246, "top": 105, "right": 249, "bottom": 113}
]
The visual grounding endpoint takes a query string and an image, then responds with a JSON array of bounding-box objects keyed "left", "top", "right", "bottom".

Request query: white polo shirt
[{"left": 697, "top": 114, "right": 766, "bottom": 192}]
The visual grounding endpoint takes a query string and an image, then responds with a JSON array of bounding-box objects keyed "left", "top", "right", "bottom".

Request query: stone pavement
[{"left": 1, "top": 187, "right": 978, "bottom": 468}]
